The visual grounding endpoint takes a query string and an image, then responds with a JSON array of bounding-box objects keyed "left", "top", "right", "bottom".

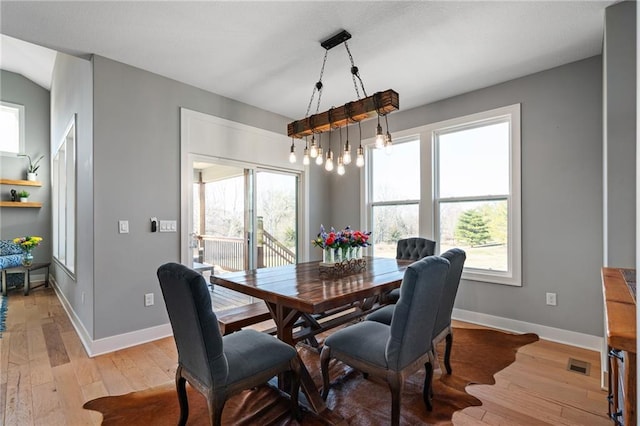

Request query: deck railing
[
  {"left": 200, "top": 236, "right": 245, "bottom": 272},
  {"left": 199, "top": 231, "right": 296, "bottom": 272},
  {"left": 260, "top": 230, "right": 296, "bottom": 267}
]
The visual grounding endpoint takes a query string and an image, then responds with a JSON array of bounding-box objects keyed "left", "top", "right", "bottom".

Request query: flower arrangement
[
  {"left": 313, "top": 225, "right": 370, "bottom": 249},
  {"left": 13, "top": 236, "right": 43, "bottom": 253},
  {"left": 313, "top": 224, "right": 371, "bottom": 262}
]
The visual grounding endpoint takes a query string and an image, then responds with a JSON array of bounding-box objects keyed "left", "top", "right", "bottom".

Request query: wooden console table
[{"left": 602, "top": 267, "right": 636, "bottom": 425}]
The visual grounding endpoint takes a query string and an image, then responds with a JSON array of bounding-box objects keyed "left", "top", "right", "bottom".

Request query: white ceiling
[{"left": 0, "top": 1, "right": 618, "bottom": 120}]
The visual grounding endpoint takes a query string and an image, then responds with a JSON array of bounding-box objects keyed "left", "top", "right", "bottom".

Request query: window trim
[
  {"left": 0, "top": 100, "right": 25, "bottom": 156},
  {"left": 431, "top": 104, "right": 521, "bottom": 286},
  {"left": 363, "top": 136, "right": 421, "bottom": 257},
  {"left": 361, "top": 104, "right": 521, "bottom": 286},
  {"left": 52, "top": 114, "right": 77, "bottom": 277}
]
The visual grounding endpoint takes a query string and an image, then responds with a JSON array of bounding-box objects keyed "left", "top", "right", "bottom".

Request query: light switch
[
  {"left": 119, "top": 220, "right": 129, "bottom": 234},
  {"left": 159, "top": 220, "right": 177, "bottom": 232}
]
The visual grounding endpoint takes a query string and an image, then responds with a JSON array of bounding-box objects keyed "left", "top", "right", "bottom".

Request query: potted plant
[
  {"left": 13, "top": 235, "right": 43, "bottom": 266},
  {"left": 18, "top": 153, "right": 44, "bottom": 181},
  {"left": 17, "top": 190, "right": 30, "bottom": 202}
]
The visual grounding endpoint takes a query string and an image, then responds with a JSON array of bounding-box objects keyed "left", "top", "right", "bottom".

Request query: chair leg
[
  {"left": 175, "top": 366, "right": 189, "bottom": 426},
  {"left": 320, "top": 345, "right": 332, "bottom": 400},
  {"left": 388, "top": 373, "right": 403, "bottom": 426},
  {"left": 208, "top": 391, "right": 226, "bottom": 426},
  {"left": 209, "top": 401, "right": 226, "bottom": 426},
  {"left": 423, "top": 360, "right": 434, "bottom": 411},
  {"left": 289, "top": 357, "right": 302, "bottom": 421},
  {"left": 444, "top": 330, "right": 453, "bottom": 375}
]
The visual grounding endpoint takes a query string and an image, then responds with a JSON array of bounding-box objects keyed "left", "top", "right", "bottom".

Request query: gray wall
[
  {"left": 603, "top": 1, "right": 636, "bottom": 268},
  {"left": 91, "top": 55, "right": 332, "bottom": 339},
  {"left": 0, "top": 70, "right": 51, "bottom": 259},
  {"left": 50, "top": 52, "right": 94, "bottom": 335},
  {"left": 332, "top": 56, "right": 605, "bottom": 337},
  {"left": 47, "top": 3, "right": 634, "bottom": 342}
]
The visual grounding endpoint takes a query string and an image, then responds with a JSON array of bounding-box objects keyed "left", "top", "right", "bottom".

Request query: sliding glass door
[
  {"left": 191, "top": 160, "right": 298, "bottom": 273},
  {"left": 256, "top": 170, "right": 298, "bottom": 268}
]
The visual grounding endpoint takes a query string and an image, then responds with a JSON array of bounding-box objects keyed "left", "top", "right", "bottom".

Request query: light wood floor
[{"left": 1, "top": 286, "right": 610, "bottom": 425}]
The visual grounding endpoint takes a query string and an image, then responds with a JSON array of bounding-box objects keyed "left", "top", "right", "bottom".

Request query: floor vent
[{"left": 567, "top": 358, "right": 590, "bottom": 375}]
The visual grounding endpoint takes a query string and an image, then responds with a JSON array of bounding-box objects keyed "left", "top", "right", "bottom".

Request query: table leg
[
  {"left": 1, "top": 270, "right": 6, "bottom": 297},
  {"left": 266, "top": 302, "right": 346, "bottom": 425},
  {"left": 24, "top": 270, "right": 30, "bottom": 296}
]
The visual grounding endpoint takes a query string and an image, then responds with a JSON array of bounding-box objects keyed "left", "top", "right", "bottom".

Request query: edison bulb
[
  {"left": 343, "top": 146, "right": 352, "bottom": 165},
  {"left": 315, "top": 147, "right": 324, "bottom": 165}
]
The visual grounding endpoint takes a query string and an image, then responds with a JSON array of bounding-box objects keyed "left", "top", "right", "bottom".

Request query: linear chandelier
[{"left": 287, "top": 30, "right": 399, "bottom": 174}]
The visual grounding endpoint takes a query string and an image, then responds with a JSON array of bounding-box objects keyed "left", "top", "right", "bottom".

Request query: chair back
[
  {"left": 433, "top": 248, "right": 466, "bottom": 337},
  {"left": 396, "top": 237, "right": 436, "bottom": 261},
  {"left": 157, "top": 262, "right": 228, "bottom": 388},
  {"left": 386, "top": 256, "right": 449, "bottom": 370}
]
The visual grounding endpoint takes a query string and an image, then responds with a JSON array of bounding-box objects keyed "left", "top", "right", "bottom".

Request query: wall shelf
[
  {"left": 0, "top": 178, "right": 42, "bottom": 187},
  {"left": 0, "top": 201, "right": 42, "bottom": 208},
  {"left": 1, "top": 178, "right": 43, "bottom": 207}
]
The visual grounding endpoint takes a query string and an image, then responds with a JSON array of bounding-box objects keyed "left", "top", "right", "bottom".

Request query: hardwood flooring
[{"left": 1, "top": 286, "right": 610, "bottom": 425}]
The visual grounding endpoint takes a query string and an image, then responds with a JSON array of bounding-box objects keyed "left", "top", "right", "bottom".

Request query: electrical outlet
[
  {"left": 144, "top": 293, "right": 154, "bottom": 307},
  {"left": 118, "top": 220, "right": 129, "bottom": 234},
  {"left": 546, "top": 292, "right": 557, "bottom": 306}
]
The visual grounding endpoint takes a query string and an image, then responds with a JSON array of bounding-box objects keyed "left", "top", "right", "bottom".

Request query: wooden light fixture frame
[{"left": 287, "top": 89, "right": 399, "bottom": 138}]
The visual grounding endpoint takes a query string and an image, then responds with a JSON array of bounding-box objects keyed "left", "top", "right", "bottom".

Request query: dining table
[{"left": 210, "top": 256, "right": 411, "bottom": 423}]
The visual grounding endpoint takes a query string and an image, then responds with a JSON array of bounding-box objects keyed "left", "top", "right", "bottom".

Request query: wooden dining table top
[{"left": 211, "top": 256, "right": 411, "bottom": 314}]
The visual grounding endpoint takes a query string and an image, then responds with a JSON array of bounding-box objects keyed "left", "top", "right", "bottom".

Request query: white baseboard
[
  {"left": 50, "top": 277, "right": 173, "bottom": 357},
  {"left": 50, "top": 277, "right": 94, "bottom": 356},
  {"left": 452, "top": 308, "right": 603, "bottom": 352},
  {"left": 29, "top": 273, "right": 47, "bottom": 283},
  {"left": 49, "top": 280, "right": 602, "bottom": 357},
  {"left": 90, "top": 323, "right": 173, "bottom": 357}
]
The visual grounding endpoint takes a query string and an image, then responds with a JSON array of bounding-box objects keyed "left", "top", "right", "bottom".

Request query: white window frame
[
  {"left": 364, "top": 137, "right": 421, "bottom": 257},
  {"left": 52, "top": 114, "right": 77, "bottom": 276},
  {"left": 431, "top": 104, "right": 521, "bottom": 285},
  {"left": 361, "top": 104, "right": 521, "bottom": 286},
  {"left": 0, "top": 100, "right": 25, "bottom": 156}
]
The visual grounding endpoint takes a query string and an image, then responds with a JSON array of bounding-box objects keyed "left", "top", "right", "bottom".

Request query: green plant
[
  {"left": 18, "top": 153, "right": 45, "bottom": 173},
  {"left": 455, "top": 209, "right": 491, "bottom": 247},
  {"left": 17, "top": 190, "right": 30, "bottom": 198}
]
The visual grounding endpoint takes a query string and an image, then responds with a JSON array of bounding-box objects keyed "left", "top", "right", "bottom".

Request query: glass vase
[
  {"left": 323, "top": 248, "right": 334, "bottom": 264},
  {"left": 22, "top": 251, "right": 34, "bottom": 267},
  {"left": 355, "top": 247, "right": 362, "bottom": 259},
  {"left": 341, "top": 247, "right": 349, "bottom": 262}
]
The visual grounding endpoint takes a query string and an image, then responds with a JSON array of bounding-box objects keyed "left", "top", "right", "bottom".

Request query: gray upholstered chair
[
  {"left": 367, "top": 248, "right": 466, "bottom": 375},
  {"left": 320, "top": 256, "right": 450, "bottom": 425},
  {"left": 384, "top": 237, "right": 436, "bottom": 303},
  {"left": 396, "top": 237, "right": 436, "bottom": 260},
  {"left": 157, "top": 262, "right": 301, "bottom": 426}
]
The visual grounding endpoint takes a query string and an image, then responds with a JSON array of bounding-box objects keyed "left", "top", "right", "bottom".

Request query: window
[
  {"left": 433, "top": 105, "right": 521, "bottom": 285},
  {"left": 53, "top": 115, "right": 76, "bottom": 275},
  {"left": 0, "top": 101, "right": 25, "bottom": 155},
  {"left": 364, "top": 104, "right": 521, "bottom": 285},
  {"left": 366, "top": 138, "right": 420, "bottom": 257}
]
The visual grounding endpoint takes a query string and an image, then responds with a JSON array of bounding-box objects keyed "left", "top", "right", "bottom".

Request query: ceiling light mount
[{"left": 320, "top": 29, "right": 352, "bottom": 50}]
